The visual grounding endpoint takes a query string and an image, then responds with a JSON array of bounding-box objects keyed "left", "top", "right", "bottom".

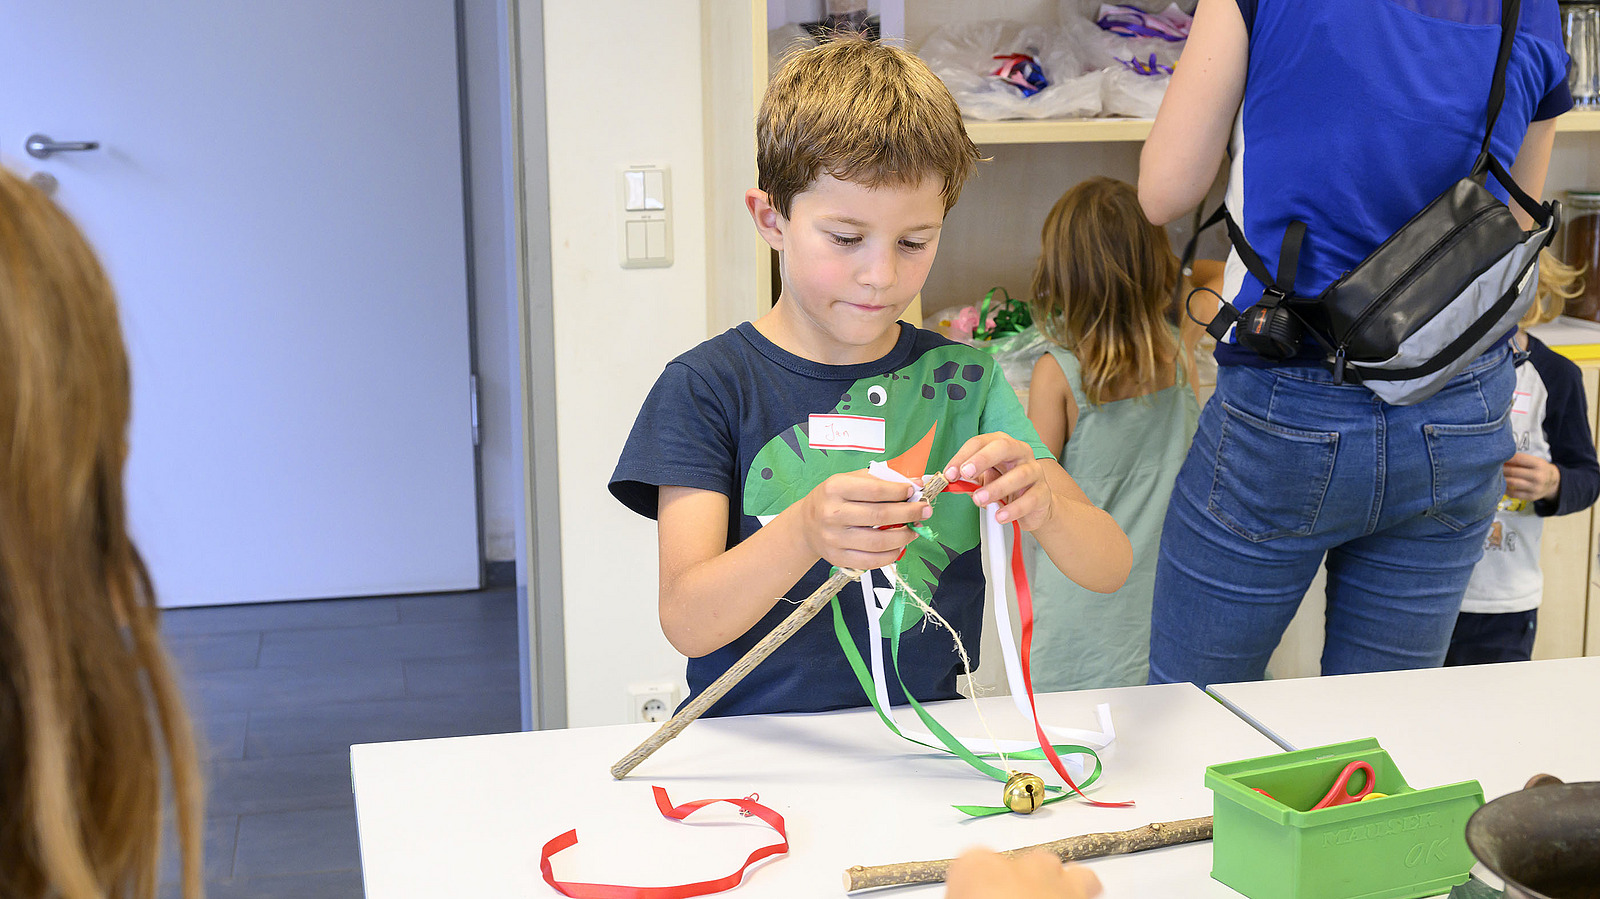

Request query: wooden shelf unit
[
  {"left": 964, "top": 108, "right": 1600, "bottom": 146},
  {"left": 965, "top": 117, "right": 1152, "bottom": 144}
]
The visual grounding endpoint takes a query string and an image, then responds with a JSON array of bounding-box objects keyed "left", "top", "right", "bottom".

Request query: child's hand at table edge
[{"left": 944, "top": 848, "right": 1102, "bottom": 899}]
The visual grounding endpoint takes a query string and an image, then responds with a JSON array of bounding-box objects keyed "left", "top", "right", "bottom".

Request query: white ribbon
[{"left": 860, "top": 463, "right": 1114, "bottom": 772}]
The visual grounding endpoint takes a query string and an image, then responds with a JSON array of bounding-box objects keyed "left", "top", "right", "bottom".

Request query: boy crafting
[{"left": 609, "top": 36, "right": 1130, "bottom": 717}]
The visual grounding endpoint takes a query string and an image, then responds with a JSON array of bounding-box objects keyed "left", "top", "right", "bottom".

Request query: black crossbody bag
[{"left": 1182, "top": 0, "right": 1560, "bottom": 405}]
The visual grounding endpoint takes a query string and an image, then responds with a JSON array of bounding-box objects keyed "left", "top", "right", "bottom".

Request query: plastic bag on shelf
[
  {"left": 926, "top": 293, "right": 1052, "bottom": 400},
  {"left": 1093, "top": 3, "right": 1193, "bottom": 41},
  {"left": 976, "top": 326, "right": 1053, "bottom": 401},
  {"left": 1090, "top": 31, "right": 1185, "bottom": 70},
  {"left": 1068, "top": 1, "right": 1189, "bottom": 117},
  {"left": 919, "top": 20, "right": 1104, "bottom": 121},
  {"left": 1101, "top": 65, "right": 1171, "bottom": 117},
  {"left": 1059, "top": 0, "right": 1196, "bottom": 19}
]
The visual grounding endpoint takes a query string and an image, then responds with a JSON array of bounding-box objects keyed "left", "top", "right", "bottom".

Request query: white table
[
  {"left": 352, "top": 682, "right": 1281, "bottom": 898},
  {"left": 1208, "top": 657, "right": 1600, "bottom": 802}
]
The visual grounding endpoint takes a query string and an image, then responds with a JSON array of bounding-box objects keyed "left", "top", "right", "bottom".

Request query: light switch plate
[{"left": 620, "top": 165, "right": 672, "bottom": 269}]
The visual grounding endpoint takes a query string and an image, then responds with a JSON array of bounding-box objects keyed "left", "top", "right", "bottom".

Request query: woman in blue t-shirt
[{"left": 1138, "top": 0, "right": 1571, "bottom": 686}]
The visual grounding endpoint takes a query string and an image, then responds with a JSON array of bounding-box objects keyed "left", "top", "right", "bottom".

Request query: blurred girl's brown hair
[
  {"left": 0, "top": 167, "right": 203, "bottom": 898},
  {"left": 1522, "top": 248, "right": 1584, "bottom": 328},
  {"left": 1030, "top": 176, "right": 1181, "bottom": 406}
]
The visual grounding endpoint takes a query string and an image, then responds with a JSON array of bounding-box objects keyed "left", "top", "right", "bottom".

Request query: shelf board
[
  {"left": 965, "top": 117, "right": 1152, "bottom": 144},
  {"left": 966, "top": 109, "right": 1600, "bottom": 145},
  {"left": 1557, "top": 109, "right": 1600, "bottom": 132}
]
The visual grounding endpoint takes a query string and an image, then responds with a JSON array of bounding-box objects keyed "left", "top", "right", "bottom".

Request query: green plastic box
[{"left": 1205, "top": 738, "right": 1484, "bottom": 899}]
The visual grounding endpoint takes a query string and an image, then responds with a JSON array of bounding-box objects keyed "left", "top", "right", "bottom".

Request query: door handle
[{"left": 26, "top": 133, "right": 100, "bottom": 159}]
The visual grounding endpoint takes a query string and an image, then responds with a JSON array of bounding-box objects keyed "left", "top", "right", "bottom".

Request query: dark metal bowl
[{"left": 1465, "top": 781, "right": 1600, "bottom": 899}]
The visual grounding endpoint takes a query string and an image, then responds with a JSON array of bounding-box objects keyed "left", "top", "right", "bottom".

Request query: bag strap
[
  {"left": 1480, "top": 0, "right": 1522, "bottom": 160},
  {"left": 1220, "top": 209, "right": 1302, "bottom": 297},
  {"left": 1179, "top": 204, "right": 1308, "bottom": 341},
  {"left": 1476, "top": 0, "right": 1547, "bottom": 218},
  {"left": 1486, "top": 145, "right": 1555, "bottom": 227}
]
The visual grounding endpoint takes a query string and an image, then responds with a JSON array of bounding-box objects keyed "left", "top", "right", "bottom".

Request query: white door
[{"left": 1, "top": 3, "right": 481, "bottom": 606}]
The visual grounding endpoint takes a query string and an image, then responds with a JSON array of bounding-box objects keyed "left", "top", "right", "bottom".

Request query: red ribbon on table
[
  {"left": 540, "top": 787, "right": 788, "bottom": 898},
  {"left": 943, "top": 478, "right": 1134, "bottom": 809}
]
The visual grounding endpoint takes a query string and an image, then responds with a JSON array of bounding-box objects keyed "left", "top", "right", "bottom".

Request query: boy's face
[{"left": 749, "top": 174, "right": 945, "bottom": 365}]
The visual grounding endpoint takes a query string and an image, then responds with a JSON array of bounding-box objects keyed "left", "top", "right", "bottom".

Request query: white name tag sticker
[
  {"left": 1512, "top": 389, "right": 1533, "bottom": 416},
  {"left": 808, "top": 414, "right": 886, "bottom": 453}
]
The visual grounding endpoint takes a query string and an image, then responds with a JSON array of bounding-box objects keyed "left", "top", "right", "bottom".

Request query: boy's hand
[
  {"left": 1503, "top": 453, "right": 1560, "bottom": 502},
  {"left": 796, "top": 470, "right": 931, "bottom": 571},
  {"left": 943, "top": 433, "right": 1055, "bottom": 530}
]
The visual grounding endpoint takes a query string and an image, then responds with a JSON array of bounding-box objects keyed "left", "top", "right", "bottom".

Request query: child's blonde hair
[
  {"left": 757, "top": 34, "right": 982, "bottom": 219},
  {"left": 0, "top": 167, "right": 203, "bottom": 898},
  {"left": 1029, "top": 176, "right": 1180, "bottom": 406},
  {"left": 1523, "top": 249, "right": 1585, "bottom": 328}
]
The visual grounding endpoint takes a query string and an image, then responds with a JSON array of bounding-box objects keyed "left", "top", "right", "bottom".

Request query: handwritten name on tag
[{"left": 808, "top": 414, "right": 886, "bottom": 453}]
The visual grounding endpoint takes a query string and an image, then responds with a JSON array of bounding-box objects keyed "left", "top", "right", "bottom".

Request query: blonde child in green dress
[{"left": 1026, "top": 176, "right": 1201, "bottom": 690}]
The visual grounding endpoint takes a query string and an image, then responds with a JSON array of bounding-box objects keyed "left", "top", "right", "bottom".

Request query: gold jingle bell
[{"left": 1003, "top": 772, "right": 1046, "bottom": 814}]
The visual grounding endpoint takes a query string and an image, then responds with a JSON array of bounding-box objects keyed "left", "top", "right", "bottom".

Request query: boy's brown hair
[
  {"left": 757, "top": 34, "right": 981, "bottom": 219},
  {"left": 1030, "top": 176, "right": 1181, "bottom": 406}
]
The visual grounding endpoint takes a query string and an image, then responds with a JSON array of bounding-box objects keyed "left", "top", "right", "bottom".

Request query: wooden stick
[
  {"left": 842, "top": 816, "right": 1214, "bottom": 892},
  {"left": 610, "top": 472, "right": 951, "bottom": 780}
]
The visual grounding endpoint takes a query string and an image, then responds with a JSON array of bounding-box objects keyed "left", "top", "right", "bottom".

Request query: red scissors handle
[{"left": 1311, "top": 760, "right": 1375, "bottom": 810}]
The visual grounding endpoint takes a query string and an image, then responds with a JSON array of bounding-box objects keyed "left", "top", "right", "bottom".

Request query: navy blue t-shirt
[
  {"left": 1523, "top": 335, "right": 1600, "bottom": 517},
  {"left": 609, "top": 322, "right": 1048, "bottom": 717},
  {"left": 1216, "top": 0, "right": 1571, "bottom": 366}
]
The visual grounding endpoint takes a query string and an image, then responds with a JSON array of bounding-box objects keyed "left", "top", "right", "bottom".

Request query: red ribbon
[
  {"left": 944, "top": 479, "right": 1134, "bottom": 809},
  {"left": 540, "top": 787, "right": 788, "bottom": 898}
]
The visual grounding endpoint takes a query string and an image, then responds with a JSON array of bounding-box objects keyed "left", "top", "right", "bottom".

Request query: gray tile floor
[{"left": 159, "top": 587, "right": 521, "bottom": 899}]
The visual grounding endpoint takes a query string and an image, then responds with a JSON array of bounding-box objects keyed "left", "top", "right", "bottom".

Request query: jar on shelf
[
  {"left": 1562, "top": 189, "right": 1600, "bottom": 321},
  {"left": 1562, "top": 2, "right": 1600, "bottom": 107}
]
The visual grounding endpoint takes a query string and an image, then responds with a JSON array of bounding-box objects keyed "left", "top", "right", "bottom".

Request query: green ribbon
[
  {"left": 973, "top": 287, "right": 1002, "bottom": 341},
  {"left": 971, "top": 286, "right": 1033, "bottom": 347},
  {"left": 828, "top": 574, "right": 1103, "bottom": 817}
]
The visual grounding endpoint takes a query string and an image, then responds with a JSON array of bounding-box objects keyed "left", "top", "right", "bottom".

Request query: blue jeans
[{"left": 1149, "top": 347, "right": 1515, "bottom": 687}]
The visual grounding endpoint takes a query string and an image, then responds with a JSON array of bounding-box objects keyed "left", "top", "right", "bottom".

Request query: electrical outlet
[{"left": 627, "top": 683, "right": 680, "bottom": 724}]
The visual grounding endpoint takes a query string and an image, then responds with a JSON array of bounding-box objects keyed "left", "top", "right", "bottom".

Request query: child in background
[
  {"left": 609, "top": 36, "right": 1130, "bottom": 718},
  {"left": 1026, "top": 176, "right": 1201, "bottom": 690},
  {"left": 1447, "top": 251, "right": 1600, "bottom": 665},
  {"left": 0, "top": 168, "right": 203, "bottom": 897}
]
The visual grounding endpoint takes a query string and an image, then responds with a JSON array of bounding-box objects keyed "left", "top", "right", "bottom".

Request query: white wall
[{"left": 540, "top": 1, "right": 708, "bottom": 727}]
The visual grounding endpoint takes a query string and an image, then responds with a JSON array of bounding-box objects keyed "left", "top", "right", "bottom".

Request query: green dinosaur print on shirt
[{"left": 743, "top": 347, "right": 995, "bottom": 631}]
